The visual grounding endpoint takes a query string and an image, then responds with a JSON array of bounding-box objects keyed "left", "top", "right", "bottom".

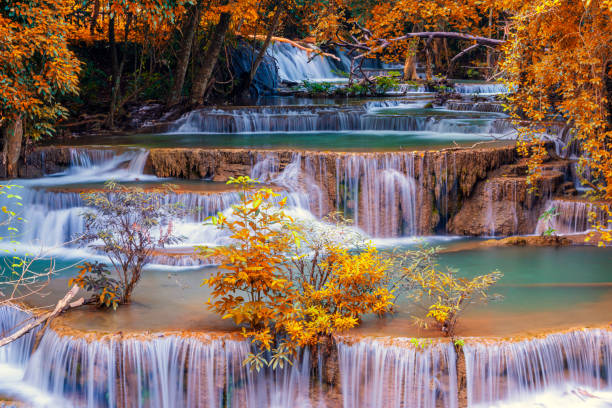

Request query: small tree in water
[
  {"left": 78, "top": 181, "right": 184, "bottom": 305},
  {"left": 404, "top": 245, "right": 502, "bottom": 338}
]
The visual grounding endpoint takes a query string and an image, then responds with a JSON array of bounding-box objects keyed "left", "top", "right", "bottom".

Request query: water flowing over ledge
[
  {"left": 465, "top": 329, "right": 612, "bottom": 406},
  {"left": 13, "top": 145, "right": 589, "bottom": 246},
  {"left": 2, "top": 306, "right": 612, "bottom": 407},
  {"left": 338, "top": 338, "right": 458, "bottom": 408},
  {"left": 169, "top": 106, "right": 511, "bottom": 135},
  {"left": 534, "top": 199, "right": 611, "bottom": 235}
]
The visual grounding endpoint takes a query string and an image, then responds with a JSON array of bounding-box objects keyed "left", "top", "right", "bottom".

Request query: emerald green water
[
  {"left": 82, "top": 130, "right": 508, "bottom": 151},
  {"left": 439, "top": 246, "right": 612, "bottom": 311},
  {"left": 56, "top": 101, "right": 509, "bottom": 151},
  {"left": 18, "top": 244, "right": 612, "bottom": 337}
]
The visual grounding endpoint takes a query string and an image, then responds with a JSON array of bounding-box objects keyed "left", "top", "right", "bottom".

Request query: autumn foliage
[
  {"left": 0, "top": 0, "right": 81, "bottom": 139},
  {"left": 403, "top": 245, "right": 502, "bottom": 337},
  {"left": 500, "top": 0, "right": 612, "bottom": 244},
  {"left": 200, "top": 177, "right": 395, "bottom": 369}
]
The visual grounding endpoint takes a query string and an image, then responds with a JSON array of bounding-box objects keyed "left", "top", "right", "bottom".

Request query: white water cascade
[
  {"left": 269, "top": 42, "right": 349, "bottom": 83},
  {"left": 0, "top": 306, "right": 319, "bottom": 408},
  {"left": 2, "top": 149, "right": 154, "bottom": 249},
  {"left": 2, "top": 305, "right": 612, "bottom": 407},
  {"left": 453, "top": 83, "right": 509, "bottom": 95},
  {"left": 337, "top": 153, "right": 419, "bottom": 237},
  {"left": 1, "top": 148, "right": 327, "bottom": 261},
  {"left": 465, "top": 329, "right": 612, "bottom": 407},
  {"left": 171, "top": 106, "right": 511, "bottom": 136},
  {"left": 534, "top": 199, "right": 611, "bottom": 235},
  {"left": 337, "top": 338, "right": 458, "bottom": 408}
]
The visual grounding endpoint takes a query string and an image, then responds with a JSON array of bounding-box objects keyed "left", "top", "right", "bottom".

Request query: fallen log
[{"left": 0, "top": 285, "right": 83, "bottom": 348}]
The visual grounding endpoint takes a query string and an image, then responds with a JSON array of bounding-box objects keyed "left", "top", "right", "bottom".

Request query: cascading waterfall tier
[
  {"left": 269, "top": 42, "right": 350, "bottom": 83},
  {"left": 465, "top": 329, "right": 612, "bottom": 406},
  {"left": 170, "top": 106, "right": 511, "bottom": 135},
  {"left": 535, "top": 199, "right": 611, "bottom": 235},
  {"left": 445, "top": 101, "right": 506, "bottom": 114},
  {"left": 337, "top": 338, "right": 458, "bottom": 408},
  {"left": 15, "top": 145, "right": 522, "bottom": 244},
  {"left": 146, "top": 146, "right": 519, "bottom": 237},
  {"left": 1, "top": 148, "right": 153, "bottom": 249},
  {"left": 1, "top": 306, "right": 319, "bottom": 408},
  {"left": 452, "top": 83, "right": 509, "bottom": 95},
  {"left": 2, "top": 306, "right": 612, "bottom": 407}
]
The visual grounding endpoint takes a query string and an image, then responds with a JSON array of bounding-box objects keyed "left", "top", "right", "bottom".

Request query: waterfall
[
  {"left": 337, "top": 338, "right": 458, "bottom": 408},
  {"left": 69, "top": 149, "right": 116, "bottom": 168},
  {"left": 465, "top": 329, "right": 612, "bottom": 406},
  {"left": 3, "top": 148, "right": 326, "bottom": 254},
  {"left": 269, "top": 42, "right": 348, "bottom": 83},
  {"left": 0, "top": 305, "right": 38, "bottom": 367},
  {"left": 534, "top": 199, "right": 610, "bottom": 235},
  {"left": 8, "top": 146, "right": 521, "bottom": 250},
  {"left": 1, "top": 148, "right": 153, "bottom": 248},
  {"left": 18, "top": 329, "right": 317, "bottom": 408},
  {"left": 3, "top": 305, "right": 612, "bottom": 407},
  {"left": 170, "top": 106, "right": 510, "bottom": 135},
  {"left": 337, "top": 153, "right": 419, "bottom": 237},
  {"left": 445, "top": 101, "right": 506, "bottom": 114},
  {"left": 34, "top": 148, "right": 152, "bottom": 185},
  {"left": 0, "top": 306, "right": 67, "bottom": 407},
  {"left": 452, "top": 83, "right": 508, "bottom": 95}
]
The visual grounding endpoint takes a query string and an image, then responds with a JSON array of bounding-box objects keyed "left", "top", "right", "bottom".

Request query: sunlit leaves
[
  {"left": 404, "top": 245, "right": 503, "bottom": 337},
  {"left": 1, "top": 0, "right": 81, "bottom": 139},
  {"left": 201, "top": 176, "right": 396, "bottom": 369},
  {"left": 500, "top": 0, "right": 612, "bottom": 245}
]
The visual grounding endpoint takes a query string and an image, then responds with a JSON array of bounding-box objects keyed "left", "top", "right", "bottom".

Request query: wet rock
[
  {"left": 15, "top": 146, "right": 73, "bottom": 178},
  {"left": 488, "top": 235, "right": 572, "bottom": 247},
  {"left": 447, "top": 159, "right": 569, "bottom": 236}
]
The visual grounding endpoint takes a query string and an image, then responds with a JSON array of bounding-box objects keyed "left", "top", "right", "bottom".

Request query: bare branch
[
  {"left": 450, "top": 43, "right": 481, "bottom": 63},
  {"left": 0, "top": 286, "right": 82, "bottom": 348}
]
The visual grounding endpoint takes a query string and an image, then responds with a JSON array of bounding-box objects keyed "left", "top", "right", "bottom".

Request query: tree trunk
[
  {"left": 486, "top": 8, "right": 493, "bottom": 78},
  {"left": 403, "top": 52, "right": 419, "bottom": 81},
  {"left": 107, "top": 15, "right": 131, "bottom": 128},
  {"left": 425, "top": 45, "right": 433, "bottom": 81},
  {"left": 442, "top": 39, "right": 451, "bottom": 74},
  {"left": 240, "top": 5, "right": 283, "bottom": 97},
  {"left": 2, "top": 117, "right": 23, "bottom": 178},
  {"left": 167, "top": 1, "right": 202, "bottom": 106},
  {"left": 107, "top": 17, "right": 119, "bottom": 128},
  {"left": 432, "top": 38, "right": 443, "bottom": 75},
  {"left": 190, "top": 12, "right": 232, "bottom": 105}
]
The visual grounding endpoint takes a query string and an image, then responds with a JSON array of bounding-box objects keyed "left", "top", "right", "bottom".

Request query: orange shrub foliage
[{"left": 200, "top": 177, "right": 395, "bottom": 369}]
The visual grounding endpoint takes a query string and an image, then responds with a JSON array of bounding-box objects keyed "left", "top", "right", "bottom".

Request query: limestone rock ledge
[{"left": 11, "top": 144, "right": 578, "bottom": 236}]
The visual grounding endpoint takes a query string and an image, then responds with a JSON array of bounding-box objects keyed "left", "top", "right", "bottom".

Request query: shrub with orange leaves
[
  {"left": 200, "top": 176, "right": 395, "bottom": 370},
  {"left": 0, "top": 0, "right": 81, "bottom": 139},
  {"left": 69, "top": 262, "right": 122, "bottom": 310}
]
